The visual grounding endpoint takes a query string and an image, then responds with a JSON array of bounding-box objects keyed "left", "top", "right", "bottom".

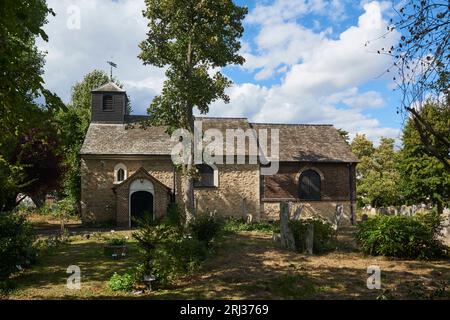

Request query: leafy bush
[
  {"left": 289, "top": 219, "right": 335, "bottom": 253},
  {"left": 165, "top": 202, "right": 183, "bottom": 227},
  {"left": 357, "top": 213, "right": 447, "bottom": 259},
  {"left": 133, "top": 218, "right": 210, "bottom": 287},
  {"left": 0, "top": 213, "right": 36, "bottom": 281},
  {"left": 189, "top": 214, "right": 224, "bottom": 246},
  {"left": 108, "top": 272, "right": 135, "bottom": 292},
  {"left": 105, "top": 237, "right": 127, "bottom": 246},
  {"left": 149, "top": 236, "right": 208, "bottom": 285},
  {"left": 223, "top": 218, "right": 278, "bottom": 233}
]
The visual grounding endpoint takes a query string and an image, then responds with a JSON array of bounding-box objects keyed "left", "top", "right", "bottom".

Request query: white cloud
[
  {"left": 206, "top": 1, "right": 401, "bottom": 142},
  {"left": 38, "top": 0, "right": 400, "bottom": 142}
]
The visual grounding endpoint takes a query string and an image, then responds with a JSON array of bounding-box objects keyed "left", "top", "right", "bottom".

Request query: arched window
[
  {"left": 194, "top": 164, "right": 218, "bottom": 187},
  {"left": 117, "top": 169, "right": 125, "bottom": 182},
  {"left": 299, "top": 169, "right": 321, "bottom": 200},
  {"left": 103, "top": 94, "right": 113, "bottom": 111},
  {"left": 114, "top": 163, "right": 127, "bottom": 184}
]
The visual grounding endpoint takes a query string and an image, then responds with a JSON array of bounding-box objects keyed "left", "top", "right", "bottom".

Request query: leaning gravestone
[
  {"left": 332, "top": 204, "right": 344, "bottom": 231},
  {"left": 305, "top": 223, "right": 314, "bottom": 255},
  {"left": 279, "top": 202, "right": 296, "bottom": 251}
]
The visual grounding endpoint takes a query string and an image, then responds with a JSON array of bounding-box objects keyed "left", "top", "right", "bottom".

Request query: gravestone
[
  {"left": 332, "top": 204, "right": 344, "bottom": 231},
  {"left": 305, "top": 223, "right": 314, "bottom": 255},
  {"left": 279, "top": 202, "right": 296, "bottom": 251}
]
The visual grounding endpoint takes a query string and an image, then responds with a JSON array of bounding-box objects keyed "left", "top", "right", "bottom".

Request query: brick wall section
[
  {"left": 263, "top": 162, "right": 356, "bottom": 201},
  {"left": 80, "top": 156, "right": 175, "bottom": 225},
  {"left": 114, "top": 169, "right": 170, "bottom": 227},
  {"left": 193, "top": 163, "right": 260, "bottom": 220}
]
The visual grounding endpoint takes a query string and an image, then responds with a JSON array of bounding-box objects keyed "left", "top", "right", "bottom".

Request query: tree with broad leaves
[
  {"left": 0, "top": 0, "right": 64, "bottom": 212},
  {"left": 373, "top": 0, "right": 449, "bottom": 170},
  {"left": 138, "top": 0, "right": 247, "bottom": 224},
  {"left": 398, "top": 101, "right": 450, "bottom": 214},
  {"left": 351, "top": 135, "right": 402, "bottom": 208}
]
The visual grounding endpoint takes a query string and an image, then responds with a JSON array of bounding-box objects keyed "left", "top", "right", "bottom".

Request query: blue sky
[{"left": 38, "top": 0, "right": 405, "bottom": 144}]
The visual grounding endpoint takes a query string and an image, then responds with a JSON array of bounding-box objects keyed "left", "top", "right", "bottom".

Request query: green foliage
[
  {"left": 149, "top": 236, "right": 208, "bottom": 286},
  {"left": 351, "top": 135, "right": 402, "bottom": 207},
  {"left": 289, "top": 219, "right": 335, "bottom": 253},
  {"left": 139, "top": 0, "right": 247, "bottom": 126},
  {"left": 189, "top": 214, "right": 224, "bottom": 246},
  {"left": 133, "top": 217, "right": 210, "bottom": 287},
  {"left": 139, "top": 1, "right": 247, "bottom": 221},
  {"left": 270, "top": 274, "right": 316, "bottom": 299},
  {"left": 337, "top": 128, "right": 350, "bottom": 145},
  {"left": 105, "top": 237, "right": 127, "bottom": 246},
  {"left": 356, "top": 213, "right": 447, "bottom": 259},
  {"left": 0, "top": 0, "right": 64, "bottom": 211},
  {"left": 223, "top": 218, "right": 278, "bottom": 233},
  {"left": 0, "top": 213, "right": 36, "bottom": 280},
  {"left": 165, "top": 202, "right": 183, "bottom": 227},
  {"left": 108, "top": 272, "right": 135, "bottom": 292},
  {"left": 398, "top": 102, "right": 450, "bottom": 213}
]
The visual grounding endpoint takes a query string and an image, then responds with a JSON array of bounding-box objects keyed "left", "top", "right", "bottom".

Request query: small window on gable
[
  {"left": 194, "top": 164, "right": 217, "bottom": 187},
  {"left": 103, "top": 94, "right": 113, "bottom": 111},
  {"left": 299, "top": 169, "right": 321, "bottom": 200},
  {"left": 114, "top": 163, "right": 127, "bottom": 184}
]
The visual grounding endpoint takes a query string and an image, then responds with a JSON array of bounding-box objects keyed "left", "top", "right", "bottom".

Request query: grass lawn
[{"left": 4, "top": 227, "right": 450, "bottom": 300}]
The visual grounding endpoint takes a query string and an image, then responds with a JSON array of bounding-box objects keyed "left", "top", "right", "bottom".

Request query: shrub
[
  {"left": 105, "top": 237, "right": 127, "bottom": 246},
  {"left": 357, "top": 213, "right": 447, "bottom": 259},
  {"left": 289, "top": 219, "right": 335, "bottom": 253},
  {"left": 223, "top": 218, "right": 278, "bottom": 233},
  {"left": 133, "top": 219, "right": 209, "bottom": 287},
  {"left": 108, "top": 272, "right": 135, "bottom": 292},
  {"left": 189, "top": 214, "right": 224, "bottom": 246},
  {"left": 0, "top": 213, "right": 36, "bottom": 281},
  {"left": 165, "top": 202, "right": 183, "bottom": 227},
  {"left": 150, "top": 236, "right": 208, "bottom": 285}
]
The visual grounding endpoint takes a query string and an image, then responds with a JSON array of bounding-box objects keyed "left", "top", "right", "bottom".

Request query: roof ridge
[
  {"left": 250, "top": 122, "right": 334, "bottom": 126},
  {"left": 194, "top": 116, "right": 249, "bottom": 120},
  {"left": 91, "top": 82, "right": 125, "bottom": 92}
]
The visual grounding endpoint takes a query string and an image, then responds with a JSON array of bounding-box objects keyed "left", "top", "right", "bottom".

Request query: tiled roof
[
  {"left": 91, "top": 82, "right": 125, "bottom": 93},
  {"left": 251, "top": 123, "right": 359, "bottom": 162},
  {"left": 80, "top": 116, "right": 358, "bottom": 163}
]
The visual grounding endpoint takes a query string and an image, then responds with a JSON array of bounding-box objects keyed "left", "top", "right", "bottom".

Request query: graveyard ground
[{"left": 5, "top": 225, "right": 450, "bottom": 300}]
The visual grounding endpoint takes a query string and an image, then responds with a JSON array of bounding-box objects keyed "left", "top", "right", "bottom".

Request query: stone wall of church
[
  {"left": 80, "top": 156, "right": 175, "bottom": 225},
  {"left": 193, "top": 163, "right": 261, "bottom": 220},
  {"left": 80, "top": 156, "right": 261, "bottom": 225}
]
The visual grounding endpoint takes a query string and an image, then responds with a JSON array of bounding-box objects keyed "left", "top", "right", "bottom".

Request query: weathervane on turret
[{"left": 107, "top": 60, "right": 117, "bottom": 81}]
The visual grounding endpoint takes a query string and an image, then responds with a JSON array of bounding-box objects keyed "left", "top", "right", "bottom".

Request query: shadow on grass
[{"left": 9, "top": 231, "right": 450, "bottom": 300}]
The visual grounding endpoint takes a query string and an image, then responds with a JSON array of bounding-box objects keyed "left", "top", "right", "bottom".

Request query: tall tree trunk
[{"left": 183, "top": 39, "right": 196, "bottom": 225}]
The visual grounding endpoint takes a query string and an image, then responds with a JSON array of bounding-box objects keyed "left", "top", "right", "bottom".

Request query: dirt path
[{"left": 154, "top": 230, "right": 450, "bottom": 299}]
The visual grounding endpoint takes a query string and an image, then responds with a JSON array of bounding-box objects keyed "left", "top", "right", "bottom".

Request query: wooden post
[
  {"left": 305, "top": 223, "right": 314, "bottom": 255},
  {"left": 279, "top": 202, "right": 296, "bottom": 251}
]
